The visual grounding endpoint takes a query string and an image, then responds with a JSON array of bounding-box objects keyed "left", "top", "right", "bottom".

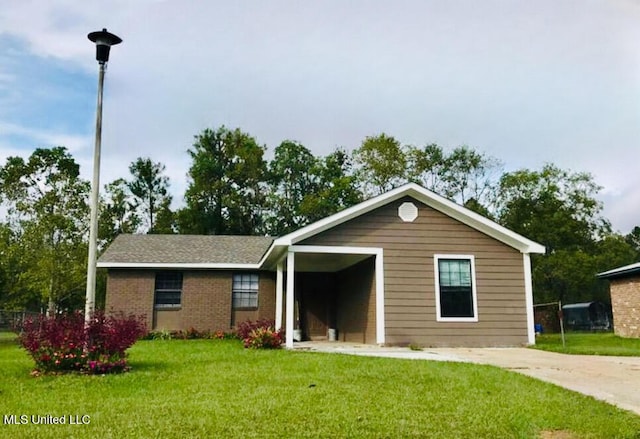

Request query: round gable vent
[{"left": 398, "top": 202, "right": 418, "bottom": 222}]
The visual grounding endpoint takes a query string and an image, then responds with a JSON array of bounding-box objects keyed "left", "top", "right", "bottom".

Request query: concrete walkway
[{"left": 294, "top": 342, "right": 640, "bottom": 415}]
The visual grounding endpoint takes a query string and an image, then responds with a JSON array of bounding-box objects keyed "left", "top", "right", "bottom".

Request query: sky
[{"left": 0, "top": 0, "right": 638, "bottom": 234}]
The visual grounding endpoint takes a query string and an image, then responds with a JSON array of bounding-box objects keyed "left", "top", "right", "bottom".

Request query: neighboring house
[
  {"left": 597, "top": 263, "right": 640, "bottom": 338},
  {"left": 98, "top": 183, "right": 545, "bottom": 348}
]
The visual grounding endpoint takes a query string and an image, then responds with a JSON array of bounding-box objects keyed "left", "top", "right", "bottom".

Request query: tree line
[{"left": 0, "top": 125, "right": 638, "bottom": 313}]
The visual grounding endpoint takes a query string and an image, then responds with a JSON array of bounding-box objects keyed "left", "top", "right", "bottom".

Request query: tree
[
  {"left": 178, "top": 126, "right": 268, "bottom": 235},
  {"left": 625, "top": 226, "right": 640, "bottom": 259},
  {"left": 265, "top": 141, "right": 319, "bottom": 235},
  {"left": 441, "top": 146, "right": 502, "bottom": 208},
  {"left": 495, "top": 164, "right": 609, "bottom": 253},
  {"left": 353, "top": 133, "right": 407, "bottom": 195},
  {"left": 593, "top": 234, "right": 638, "bottom": 302},
  {"left": 152, "top": 197, "right": 176, "bottom": 234},
  {"left": 408, "top": 144, "right": 502, "bottom": 215},
  {"left": 494, "top": 163, "right": 611, "bottom": 304},
  {"left": 0, "top": 147, "right": 89, "bottom": 313},
  {"left": 99, "top": 178, "right": 140, "bottom": 247},
  {"left": 407, "top": 143, "right": 448, "bottom": 194},
  {"left": 299, "top": 148, "right": 362, "bottom": 224},
  {"left": 127, "top": 158, "right": 172, "bottom": 234},
  {"left": 0, "top": 223, "right": 23, "bottom": 309}
]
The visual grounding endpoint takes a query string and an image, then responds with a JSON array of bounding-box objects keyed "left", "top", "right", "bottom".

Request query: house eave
[
  {"left": 269, "top": 183, "right": 545, "bottom": 255},
  {"left": 97, "top": 262, "right": 262, "bottom": 270},
  {"left": 597, "top": 262, "right": 640, "bottom": 279}
]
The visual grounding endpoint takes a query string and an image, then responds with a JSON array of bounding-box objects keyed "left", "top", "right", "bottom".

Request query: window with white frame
[
  {"left": 154, "top": 272, "right": 183, "bottom": 309},
  {"left": 434, "top": 255, "right": 478, "bottom": 321},
  {"left": 232, "top": 273, "right": 259, "bottom": 309}
]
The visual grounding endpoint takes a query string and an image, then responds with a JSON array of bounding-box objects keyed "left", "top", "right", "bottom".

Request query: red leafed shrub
[
  {"left": 244, "top": 326, "right": 283, "bottom": 349},
  {"left": 236, "top": 319, "right": 283, "bottom": 349},
  {"left": 236, "top": 319, "right": 275, "bottom": 340},
  {"left": 17, "top": 311, "right": 147, "bottom": 375}
]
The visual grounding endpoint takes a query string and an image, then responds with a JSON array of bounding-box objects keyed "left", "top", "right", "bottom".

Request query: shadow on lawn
[{"left": 0, "top": 332, "right": 18, "bottom": 345}]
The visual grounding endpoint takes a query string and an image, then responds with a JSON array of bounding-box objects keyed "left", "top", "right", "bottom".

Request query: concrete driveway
[{"left": 296, "top": 343, "right": 640, "bottom": 415}]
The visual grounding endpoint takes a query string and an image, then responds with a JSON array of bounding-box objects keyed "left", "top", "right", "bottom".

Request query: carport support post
[
  {"left": 285, "top": 251, "right": 295, "bottom": 348},
  {"left": 275, "top": 261, "right": 283, "bottom": 331}
]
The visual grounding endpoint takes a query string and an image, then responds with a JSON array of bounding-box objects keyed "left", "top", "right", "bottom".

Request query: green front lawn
[
  {"left": 532, "top": 332, "right": 640, "bottom": 356},
  {"left": 1, "top": 337, "right": 639, "bottom": 438}
]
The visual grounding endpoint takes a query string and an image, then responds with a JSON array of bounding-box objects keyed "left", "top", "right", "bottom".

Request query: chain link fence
[{"left": 0, "top": 310, "right": 41, "bottom": 333}]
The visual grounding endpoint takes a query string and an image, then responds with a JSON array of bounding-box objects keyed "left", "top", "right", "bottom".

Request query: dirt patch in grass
[{"left": 539, "top": 430, "right": 580, "bottom": 439}]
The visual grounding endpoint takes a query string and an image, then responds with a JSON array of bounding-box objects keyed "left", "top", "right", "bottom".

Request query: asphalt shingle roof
[{"left": 98, "top": 234, "right": 274, "bottom": 265}]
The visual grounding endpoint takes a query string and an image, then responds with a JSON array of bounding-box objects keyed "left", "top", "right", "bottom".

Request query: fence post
[{"left": 558, "top": 300, "right": 566, "bottom": 348}]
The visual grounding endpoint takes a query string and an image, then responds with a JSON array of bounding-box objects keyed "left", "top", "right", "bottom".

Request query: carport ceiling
[{"left": 291, "top": 252, "right": 372, "bottom": 272}]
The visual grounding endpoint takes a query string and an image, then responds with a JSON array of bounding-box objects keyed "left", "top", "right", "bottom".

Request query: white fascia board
[
  {"left": 289, "top": 245, "right": 383, "bottom": 255},
  {"left": 257, "top": 243, "right": 288, "bottom": 270},
  {"left": 96, "top": 262, "right": 261, "bottom": 270},
  {"left": 270, "top": 183, "right": 545, "bottom": 255},
  {"left": 597, "top": 262, "right": 640, "bottom": 278}
]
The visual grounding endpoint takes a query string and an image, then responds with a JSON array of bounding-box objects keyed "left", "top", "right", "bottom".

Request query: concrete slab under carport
[{"left": 294, "top": 342, "right": 640, "bottom": 416}]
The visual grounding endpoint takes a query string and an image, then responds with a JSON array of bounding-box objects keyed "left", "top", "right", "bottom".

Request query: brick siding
[
  {"left": 105, "top": 269, "right": 276, "bottom": 332},
  {"left": 231, "top": 272, "right": 276, "bottom": 326},
  {"left": 610, "top": 276, "right": 640, "bottom": 338},
  {"left": 105, "top": 270, "right": 154, "bottom": 329}
]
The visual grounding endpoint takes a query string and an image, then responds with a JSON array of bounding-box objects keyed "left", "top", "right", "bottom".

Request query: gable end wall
[{"left": 299, "top": 197, "right": 528, "bottom": 347}]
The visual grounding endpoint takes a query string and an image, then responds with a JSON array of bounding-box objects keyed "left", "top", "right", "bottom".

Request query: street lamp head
[{"left": 88, "top": 28, "right": 122, "bottom": 64}]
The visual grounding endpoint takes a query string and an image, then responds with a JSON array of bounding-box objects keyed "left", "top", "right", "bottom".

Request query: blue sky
[{"left": 0, "top": 0, "right": 639, "bottom": 233}]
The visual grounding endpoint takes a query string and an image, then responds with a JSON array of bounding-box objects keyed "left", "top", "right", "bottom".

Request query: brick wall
[
  {"left": 610, "top": 276, "right": 640, "bottom": 338},
  {"left": 182, "top": 271, "right": 233, "bottom": 331},
  {"left": 105, "top": 270, "right": 155, "bottom": 329},
  {"left": 105, "top": 269, "right": 276, "bottom": 332},
  {"left": 231, "top": 271, "right": 276, "bottom": 327}
]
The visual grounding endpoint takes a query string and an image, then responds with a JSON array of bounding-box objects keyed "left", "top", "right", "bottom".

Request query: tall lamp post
[{"left": 85, "top": 28, "right": 122, "bottom": 322}]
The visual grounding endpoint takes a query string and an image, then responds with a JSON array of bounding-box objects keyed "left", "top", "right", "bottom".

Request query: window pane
[
  {"left": 155, "top": 272, "right": 183, "bottom": 290},
  {"left": 232, "top": 273, "right": 259, "bottom": 308},
  {"left": 438, "top": 259, "right": 474, "bottom": 318},
  {"left": 155, "top": 272, "right": 182, "bottom": 307},
  {"left": 439, "top": 260, "right": 471, "bottom": 287},
  {"left": 440, "top": 286, "right": 473, "bottom": 317},
  {"left": 155, "top": 291, "right": 181, "bottom": 307}
]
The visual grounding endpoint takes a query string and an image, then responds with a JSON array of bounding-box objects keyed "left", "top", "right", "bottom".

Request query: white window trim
[{"left": 434, "top": 254, "right": 478, "bottom": 322}]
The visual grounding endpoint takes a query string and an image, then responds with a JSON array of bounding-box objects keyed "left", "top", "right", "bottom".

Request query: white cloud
[{"left": 0, "top": 0, "right": 639, "bottom": 233}]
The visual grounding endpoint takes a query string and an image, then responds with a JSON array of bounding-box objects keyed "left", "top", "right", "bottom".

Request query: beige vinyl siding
[
  {"left": 335, "top": 257, "right": 377, "bottom": 344},
  {"left": 299, "top": 196, "right": 527, "bottom": 347}
]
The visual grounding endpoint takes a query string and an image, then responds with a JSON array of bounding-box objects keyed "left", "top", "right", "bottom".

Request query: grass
[
  {"left": 532, "top": 332, "right": 640, "bottom": 356},
  {"left": 1, "top": 334, "right": 639, "bottom": 438}
]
